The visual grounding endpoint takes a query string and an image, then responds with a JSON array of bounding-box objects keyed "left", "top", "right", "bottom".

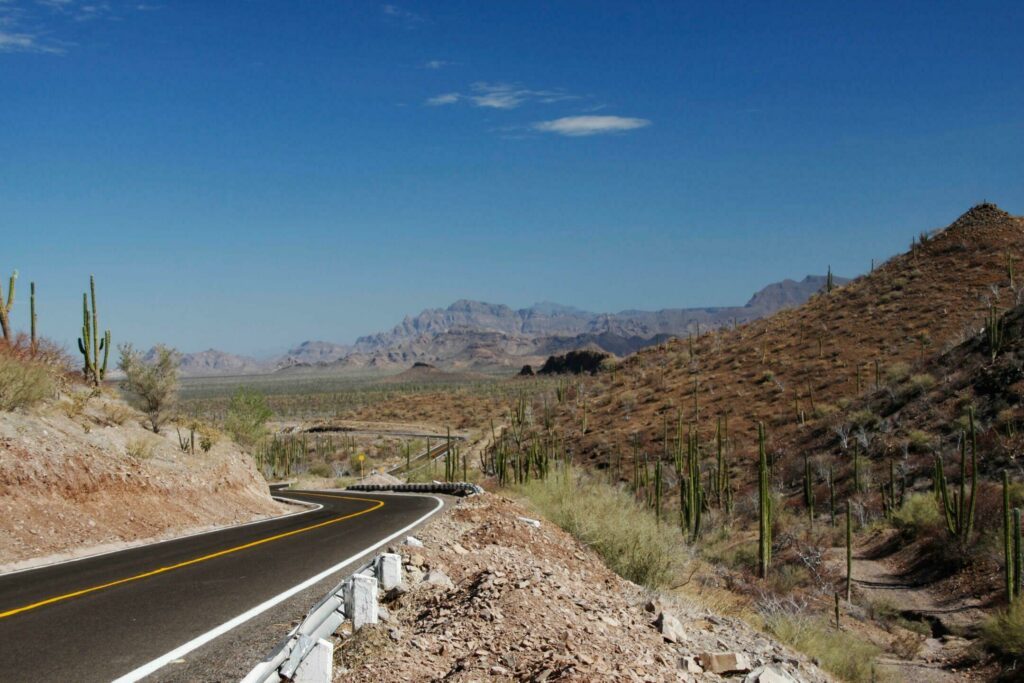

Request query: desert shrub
[
  {"left": 125, "top": 438, "right": 154, "bottom": 459},
  {"left": 224, "top": 387, "right": 273, "bottom": 446},
  {"left": 118, "top": 344, "right": 180, "bottom": 433},
  {"left": 0, "top": 353, "right": 56, "bottom": 411},
  {"left": 307, "top": 462, "right": 332, "bottom": 478},
  {"left": 0, "top": 335, "right": 68, "bottom": 411},
  {"left": 813, "top": 402, "right": 837, "bottom": 419},
  {"left": 761, "top": 602, "right": 882, "bottom": 682},
  {"left": 892, "top": 492, "right": 942, "bottom": 538},
  {"left": 515, "top": 472, "right": 686, "bottom": 589},
  {"left": 768, "top": 563, "right": 811, "bottom": 595},
  {"left": 981, "top": 600, "right": 1024, "bottom": 658},
  {"left": 905, "top": 373, "right": 936, "bottom": 396},
  {"left": 906, "top": 429, "right": 933, "bottom": 453},
  {"left": 884, "top": 362, "right": 911, "bottom": 385},
  {"left": 102, "top": 402, "right": 135, "bottom": 425},
  {"left": 850, "top": 409, "right": 880, "bottom": 429}
]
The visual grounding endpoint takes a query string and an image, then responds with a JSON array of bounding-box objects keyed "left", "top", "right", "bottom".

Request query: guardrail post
[
  {"left": 344, "top": 575, "right": 379, "bottom": 630},
  {"left": 377, "top": 553, "right": 402, "bottom": 591},
  {"left": 293, "top": 638, "right": 333, "bottom": 683}
]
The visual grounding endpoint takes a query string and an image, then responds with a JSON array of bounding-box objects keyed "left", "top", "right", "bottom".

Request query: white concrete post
[
  {"left": 293, "top": 638, "right": 333, "bottom": 683},
  {"left": 377, "top": 553, "right": 402, "bottom": 591},
  {"left": 344, "top": 574, "right": 379, "bottom": 630}
]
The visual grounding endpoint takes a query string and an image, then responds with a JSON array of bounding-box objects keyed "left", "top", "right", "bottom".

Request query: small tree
[
  {"left": 118, "top": 343, "right": 180, "bottom": 433},
  {"left": 225, "top": 387, "right": 273, "bottom": 447}
]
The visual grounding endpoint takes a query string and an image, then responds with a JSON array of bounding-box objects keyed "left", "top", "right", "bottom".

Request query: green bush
[
  {"left": 906, "top": 430, "right": 933, "bottom": 453},
  {"left": 307, "top": 462, "right": 332, "bottom": 478},
  {"left": 905, "top": 374, "right": 936, "bottom": 396},
  {"left": 515, "top": 472, "right": 687, "bottom": 589},
  {"left": 0, "top": 353, "right": 55, "bottom": 411},
  {"left": 224, "top": 387, "right": 273, "bottom": 446},
  {"left": 892, "top": 493, "right": 941, "bottom": 538},
  {"left": 981, "top": 600, "right": 1024, "bottom": 658}
]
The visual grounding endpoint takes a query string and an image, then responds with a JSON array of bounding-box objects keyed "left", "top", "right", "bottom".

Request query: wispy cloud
[
  {"left": 0, "top": 29, "right": 64, "bottom": 53},
  {"left": 425, "top": 82, "right": 578, "bottom": 110},
  {"left": 382, "top": 4, "right": 424, "bottom": 27},
  {"left": 421, "top": 59, "right": 452, "bottom": 70},
  {"left": 532, "top": 115, "right": 651, "bottom": 137},
  {"left": 426, "top": 92, "right": 460, "bottom": 106},
  {"left": 0, "top": 0, "right": 138, "bottom": 54}
]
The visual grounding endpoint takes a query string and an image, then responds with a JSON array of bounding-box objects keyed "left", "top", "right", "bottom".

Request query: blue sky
[{"left": 3, "top": 1, "right": 1022, "bottom": 355}]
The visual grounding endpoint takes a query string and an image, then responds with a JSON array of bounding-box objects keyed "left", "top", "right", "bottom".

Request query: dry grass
[
  {"left": 513, "top": 469, "right": 689, "bottom": 589},
  {"left": 981, "top": 600, "right": 1024, "bottom": 659}
]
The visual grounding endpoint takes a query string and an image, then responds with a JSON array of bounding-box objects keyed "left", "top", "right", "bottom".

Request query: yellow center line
[{"left": 0, "top": 492, "right": 385, "bottom": 620}]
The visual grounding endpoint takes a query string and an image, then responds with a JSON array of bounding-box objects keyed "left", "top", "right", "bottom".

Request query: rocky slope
[{"left": 0, "top": 388, "right": 286, "bottom": 570}]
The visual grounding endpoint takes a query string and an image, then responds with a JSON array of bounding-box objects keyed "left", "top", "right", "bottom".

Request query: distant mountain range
[{"left": 173, "top": 274, "right": 846, "bottom": 377}]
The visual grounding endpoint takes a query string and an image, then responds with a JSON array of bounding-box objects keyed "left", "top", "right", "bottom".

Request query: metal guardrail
[{"left": 242, "top": 556, "right": 381, "bottom": 682}]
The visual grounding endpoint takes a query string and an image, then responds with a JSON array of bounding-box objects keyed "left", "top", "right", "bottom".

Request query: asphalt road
[{"left": 0, "top": 490, "right": 442, "bottom": 682}]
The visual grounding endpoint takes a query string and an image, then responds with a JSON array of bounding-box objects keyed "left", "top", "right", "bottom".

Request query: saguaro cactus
[
  {"left": 758, "top": 422, "right": 772, "bottom": 579},
  {"left": 803, "top": 453, "right": 815, "bottom": 529},
  {"left": 78, "top": 275, "right": 111, "bottom": 386},
  {"left": 988, "top": 305, "right": 1005, "bottom": 362},
  {"left": 29, "top": 281, "right": 37, "bottom": 352},
  {"left": 846, "top": 499, "right": 853, "bottom": 601},
  {"left": 0, "top": 269, "right": 15, "bottom": 343},
  {"left": 1005, "top": 471, "right": 1016, "bottom": 602}
]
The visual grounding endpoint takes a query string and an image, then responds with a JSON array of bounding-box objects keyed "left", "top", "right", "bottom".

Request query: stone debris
[
  {"left": 654, "top": 611, "right": 687, "bottom": 644},
  {"left": 404, "top": 535, "right": 424, "bottom": 547},
  {"left": 335, "top": 494, "right": 829, "bottom": 682},
  {"left": 516, "top": 516, "right": 541, "bottom": 528},
  {"left": 700, "top": 651, "right": 753, "bottom": 674},
  {"left": 744, "top": 665, "right": 797, "bottom": 683}
]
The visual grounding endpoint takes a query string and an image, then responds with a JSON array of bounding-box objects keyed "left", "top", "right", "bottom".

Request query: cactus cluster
[
  {"left": 880, "top": 458, "right": 905, "bottom": 519},
  {"left": 675, "top": 422, "right": 704, "bottom": 541},
  {"left": 935, "top": 408, "right": 978, "bottom": 544}
]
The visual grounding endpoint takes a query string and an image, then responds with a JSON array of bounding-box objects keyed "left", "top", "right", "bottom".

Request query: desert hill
[{"left": 558, "top": 203, "right": 1022, "bottom": 472}]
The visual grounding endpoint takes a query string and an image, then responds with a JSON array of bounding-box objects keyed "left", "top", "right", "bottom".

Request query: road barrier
[
  {"left": 242, "top": 552, "right": 400, "bottom": 683},
  {"left": 347, "top": 482, "right": 483, "bottom": 496}
]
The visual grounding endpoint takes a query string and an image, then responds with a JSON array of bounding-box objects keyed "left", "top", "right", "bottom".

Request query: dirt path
[{"left": 852, "top": 549, "right": 980, "bottom": 682}]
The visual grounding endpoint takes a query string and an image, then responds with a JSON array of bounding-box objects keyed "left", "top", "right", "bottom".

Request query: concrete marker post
[
  {"left": 377, "top": 553, "right": 402, "bottom": 591},
  {"left": 344, "top": 574, "right": 379, "bottom": 630},
  {"left": 293, "top": 638, "right": 333, "bottom": 683}
]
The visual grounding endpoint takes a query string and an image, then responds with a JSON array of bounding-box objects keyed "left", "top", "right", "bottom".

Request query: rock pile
[{"left": 335, "top": 494, "right": 829, "bottom": 681}]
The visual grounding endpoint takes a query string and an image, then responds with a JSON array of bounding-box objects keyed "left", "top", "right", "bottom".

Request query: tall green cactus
[
  {"left": 936, "top": 409, "right": 978, "bottom": 544},
  {"left": 988, "top": 304, "right": 1004, "bottom": 362},
  {"left": 677, "top": 423, "right": 703, "bottom": 541},
  {"left": 758, "top": 422, "right": 772, "bottom": 579},
  {"left": 654, "top": 459, "right": 663, "bottom": 525},
  {"left": 1005, "top": 471, "right": 1016, "bottom": 602},
  {"left": 826, "top": 265, "right": 834, "bottom": 293},
  {"left": 29, "top": 281, "right": 37, "bottom": 351},
  {"left": 846, "top": 499, "right": 853, "bottom": 601},
  {"left": 803, "top": 453, "right": 815, "bottom": 529},
  {"left": 828, "top": 465, "right": 837, "bottom": 527},
  {"left": 0, "top": 269, "right": 15, "bottom": 343},
  {"left": 78, "top": 275, "right": 110, "bottom": 386}
]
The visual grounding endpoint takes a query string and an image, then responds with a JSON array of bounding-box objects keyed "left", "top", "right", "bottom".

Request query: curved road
[{"left": 0, "top": 490, "right": 442, "bottom": 682}]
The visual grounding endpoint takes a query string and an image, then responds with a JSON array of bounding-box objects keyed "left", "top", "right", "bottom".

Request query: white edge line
[
  {"left": 0, "top": 495, "right": 322, "bottom": 579},
  {"left": 112, "top": 493, "right": 445, "bottom": 683}
]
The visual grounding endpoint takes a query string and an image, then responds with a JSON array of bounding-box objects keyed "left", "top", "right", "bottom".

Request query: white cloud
[
  {"left": 426, "top": 92, "right": 460, "bottom": 106},
  {"left": 422, "top": 59, "right": 450, "bottom": 70},
  {"left": 425, "top": 82, "right": 577, "bottom": 109},
  {"left": 532, "top": 115, "right": 651, "bottom": 137}
]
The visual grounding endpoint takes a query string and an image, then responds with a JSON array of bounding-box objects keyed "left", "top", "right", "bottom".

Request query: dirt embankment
[
  {"left": 336, "top": 494, "right": 829, "bottom": 682},
  {"left": 0, "top": 389, "right": 288, "bottom": 571}
]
